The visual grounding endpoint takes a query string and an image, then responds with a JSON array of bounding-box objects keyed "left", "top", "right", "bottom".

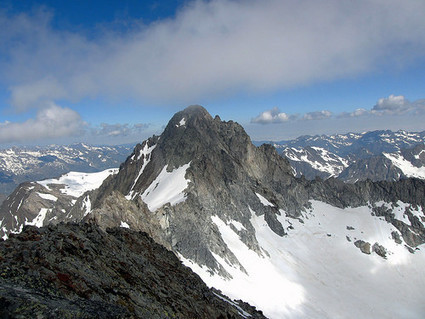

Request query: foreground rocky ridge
[{"left": 0, "top": 222, "right": 265, "bottom": 319}]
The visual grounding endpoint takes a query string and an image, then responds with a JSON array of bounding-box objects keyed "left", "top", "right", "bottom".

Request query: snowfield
[
  {"left": 37, "top": 193, "right": 58, "bottom": 201},
  {"left": 38, "top": 168, "right": 118, "bottom": 197},
  {"left": 284, "top": 147, "right": 348, "bottom": 177},
  {"left": 141, "top": 163, "right": 191, "bottom": 211},
  {"left": 181, "top": 200, "right": 425, "bottom": 319},
  {"left": 384, "top": 152, "right": 425, "bottom": 179}
]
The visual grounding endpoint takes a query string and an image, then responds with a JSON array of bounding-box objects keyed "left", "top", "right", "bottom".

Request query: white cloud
[
  {"left": 93, "top": 123, "right": 150, "bottom": 138},
  {"left": 252, "top": 95, "right": 425, "bottom": 125},
  {"left": 372, "top": 95, "right": 411, "bottom": 115},
  {"left": 1, "top": 0, "right": 425, "bottom": 108},
  {"left": 0, "top": 103, "right": 84, "bottom": 143},
  {"left": 338, "top": 108, "right": 369, "bottom": 118},
  {"left": 252, "top": 108, "right": 333, "bottom": 124},
  {"left": 10, "top": 77, "right": 67, "bottom": 112},
  {"left": 302, "top": 110, "right": 332, "bottom": 121},
  {"left": 251, "top": 107, "right": 290, "bottom": 124}
]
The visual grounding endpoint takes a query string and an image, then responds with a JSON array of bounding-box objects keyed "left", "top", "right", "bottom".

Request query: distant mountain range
[
  {"left": 2, "top": 130, "right": 424, "bottom": 206},
  {"left": 257, "top": 130, "right": 425, "bottom": 182},
  {"left": 0, "top": 143, "right": 133, "bottom": 203}
]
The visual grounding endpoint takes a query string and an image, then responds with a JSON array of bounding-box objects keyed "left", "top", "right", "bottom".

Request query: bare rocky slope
[{"left": 0, "top": 222, "right": 265, "bottom": 318}]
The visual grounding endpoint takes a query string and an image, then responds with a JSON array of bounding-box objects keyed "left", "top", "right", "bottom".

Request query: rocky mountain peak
[
  {"left": 170, "top": 104, "right": 212, "bottom": 124},
  {"left": 162, "top": 105, "right": 215, "bottom": 144},
  {"left": 158, "top": 105, "right": 252, "bottom": 169},
  {"left": 80, "top": 105, "right": 298, "bottom": 275}
]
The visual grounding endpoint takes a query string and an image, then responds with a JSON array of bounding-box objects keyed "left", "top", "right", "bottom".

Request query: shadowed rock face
[{"left": 0, "top": 223, "right": 266, "bottom": 319}]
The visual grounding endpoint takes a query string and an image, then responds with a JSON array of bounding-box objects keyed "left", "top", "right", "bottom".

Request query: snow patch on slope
[
  {"left": 414, "top": 149, "right": 425, "bottom": 159},
  {"left": 37, "top": 193, "right": 58, "bottom": 201},
  {"left": 176, "top": 117, "right": 186, "bottom": 127},
  {"left": 255, "top": 193, "right": 274, "bottom": 207},
  {"left": 384, "top": 152, "right": 425, "bottom": 179},
  {"left": 391, "top": 201, "right": 412, "bottom": 226},
  {"left": 141, "top": 163, "right": 191, "bottom": 211},
  {"left": 284, "top": 147, "right": 348, "bottom": 177},
  {"left": 82, "top": 195, "right": 92, "bottom": 217},
  {"left": 120, "top": 221, "right": 130, "bottom": 228},
  {"left": 38, "top": 168, "right": 118, "bottom": 197},
  {"left": 230, "top": 220, "right": 246, "bottom": 231},
  {"left": 25, "top": 208, "right": 49, "bottom": 227}
]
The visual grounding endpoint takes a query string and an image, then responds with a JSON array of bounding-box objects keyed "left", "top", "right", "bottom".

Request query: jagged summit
[
  {"left": 173, "top": 104, "right": 212, "bottom": 119},
  {"left": 160, "top": 104, "right": 253, "bottom": 168},
  {"left": 163, "top": 105, "right": 213, "bottom": 136}
]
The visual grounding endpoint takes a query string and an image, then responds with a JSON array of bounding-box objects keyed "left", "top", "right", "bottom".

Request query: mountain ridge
[
  {"left": 265, "top": 130, "right": 425, "bottom": 182},
  {"left": 1, "top": 105, "right": 425, "bottom": 318},
  {"left": 0, "top": 143, "right": 133, "bottom": 203}
]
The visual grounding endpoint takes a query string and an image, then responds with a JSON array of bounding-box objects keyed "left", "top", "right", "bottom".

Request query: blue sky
[{"left": 0, "top": 0, "right": 425, "bottom": 146}]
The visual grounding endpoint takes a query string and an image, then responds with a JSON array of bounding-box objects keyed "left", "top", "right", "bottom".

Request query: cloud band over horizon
[
  {"left": 251, "top": 95, "right": 425, "bottom": 125},
  {"left": 2, "top": 0, "right": 425, "bottom": 110}
]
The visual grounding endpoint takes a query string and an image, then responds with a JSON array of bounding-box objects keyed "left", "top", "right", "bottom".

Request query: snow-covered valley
[{"left": 181, "top": 200, "right": 425, "bottom": 318}]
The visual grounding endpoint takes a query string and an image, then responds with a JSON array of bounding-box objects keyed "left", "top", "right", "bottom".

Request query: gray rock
[
  {"left": 372, "top": 243, "right": 387, "bottom": 258},
  {"left": 2, "top": 105, "right": 425, "bottom": 293},
  {"left": 354, "top": 240, "right": 371, "bottom": 254},
  {"left": 391, "top": 231, "right": 402, "bottom": 244}
]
